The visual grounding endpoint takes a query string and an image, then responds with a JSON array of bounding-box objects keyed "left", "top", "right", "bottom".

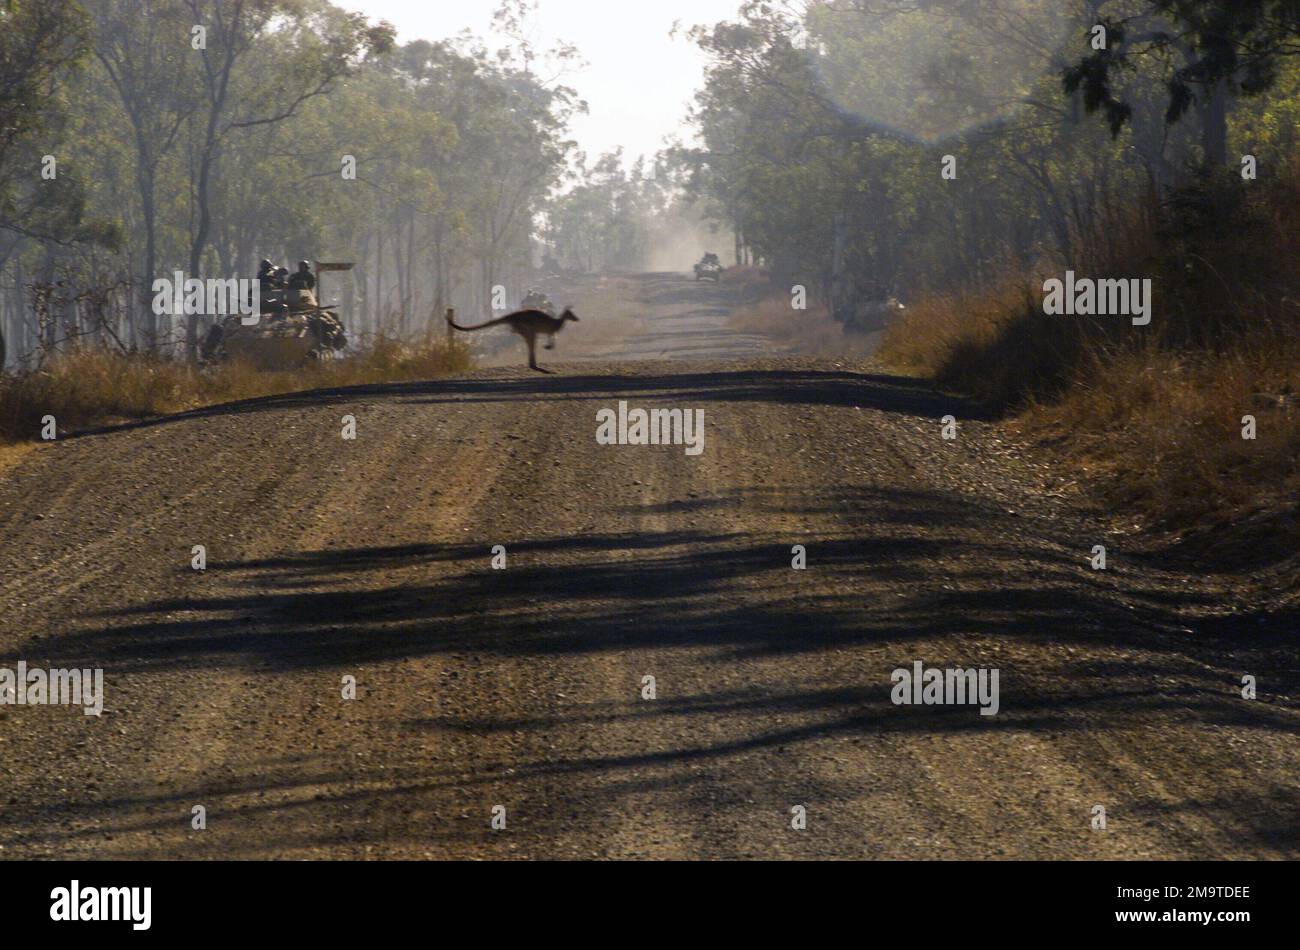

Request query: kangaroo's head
[{"left": 560, "top": 308, "right": 579, "bottom": 323}]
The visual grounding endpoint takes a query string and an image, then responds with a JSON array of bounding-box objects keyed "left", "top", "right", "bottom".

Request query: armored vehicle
[
  {"left": 694, "top": 253, "right": 723, "bottom": 282},
  {"left": 200, "top": 261, "right": 352, "bottom": 368}
]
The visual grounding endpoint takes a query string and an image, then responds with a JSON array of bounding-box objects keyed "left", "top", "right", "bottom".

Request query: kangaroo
[{"left": 445, "top": 307, "right": 579, "bottom": 373}]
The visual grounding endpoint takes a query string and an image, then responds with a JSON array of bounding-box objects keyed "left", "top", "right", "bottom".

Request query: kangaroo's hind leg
[{"left": 526, "top": 333, "right": 551, "bottom": 373}]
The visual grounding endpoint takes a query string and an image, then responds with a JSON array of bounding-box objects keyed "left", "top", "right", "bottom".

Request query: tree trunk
[
  {"left": 1201, "top": 78, "right": 1229, "bottom": 169},
  {"left": 188, "top": 130, "right": 219, "bottom": 361},
  {"left": 375, "top": 225, "right": 385, "bottom": 331},
  {"left": 829, "top": 211, "right": 848, "bottom": 322},
  {"left": 137, "top": 161, "right": 160, "bottom": 349}
]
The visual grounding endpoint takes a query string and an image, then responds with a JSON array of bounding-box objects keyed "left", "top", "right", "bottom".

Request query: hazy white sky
[{"left": 348, "top": 0, "right": 744, "bottom": 164}]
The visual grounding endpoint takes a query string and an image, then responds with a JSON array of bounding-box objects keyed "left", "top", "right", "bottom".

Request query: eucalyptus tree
[
  {"left": 84, "top": 0, "right": 201, "bottom": 346},
  {"left": 0, "top": 0, "right": 92, "bottom": 365},
  {"left": 1066, "top": 0, "right": 1300, "bottom": 166},
  {"left": 179, "top": 0, "right": 393, "bottom": 356}
]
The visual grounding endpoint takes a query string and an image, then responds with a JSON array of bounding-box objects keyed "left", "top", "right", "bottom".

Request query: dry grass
[
  {"left": 719, "top": 264, "right": 770, "bottom": 287},
  {"left": 879, "top": 279, "right": 1065, "bottom": 405},
  {"left": 877, "top": 167, "right": 1300, "bottom": 541},
  {"left": 0, "top": 441, "right": 35, "bottom": 477},
  {"left": 729, "top": 294, "right": 880, "bottom": 358},
  {"left": 1021, "top": 338, "right": 1299, "bottom": 529},
  {"left": 0, "top": 335, "right": 473, "bottom": 443}
]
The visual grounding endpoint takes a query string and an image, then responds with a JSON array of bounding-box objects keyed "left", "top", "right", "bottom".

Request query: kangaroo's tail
[{"left": 445, "top": 308, "right": 509, "bottom": 332}]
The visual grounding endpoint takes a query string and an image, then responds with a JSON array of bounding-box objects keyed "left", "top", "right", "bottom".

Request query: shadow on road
[
  {"left": 5, "top": 476, "right": 1298, "bottom": 857},
  {"left": 23, "top": 483, "right": 1298, "bottom": 700},
  {"left": 69, "top": 367, "right": 994, "bottom": 443}
]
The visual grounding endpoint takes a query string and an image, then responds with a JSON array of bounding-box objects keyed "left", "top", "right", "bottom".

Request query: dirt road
[{"left": 1, "top": 273, "right": 1296, "bottom": 859}]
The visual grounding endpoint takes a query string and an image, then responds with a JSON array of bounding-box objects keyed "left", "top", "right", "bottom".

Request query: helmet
[
  {"left": 260, "top": 259, "right": 272, "bottom": 270},
  {"left": 298, "top": 260, "right": 311, "bottom": 271}
]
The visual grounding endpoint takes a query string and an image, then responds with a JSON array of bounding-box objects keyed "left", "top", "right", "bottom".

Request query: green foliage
[
  {"left": 1064, "top": 0, "right": 1300, "bottom": 161},
  {"left": 0, "top": 0, "right": 93, "bottom": 235},
  {"left": 0, "top": 0, "right": 576, "bottom": 366},
  {"left": 680, "top": 0, "right": 1296, "bottom": 315}
]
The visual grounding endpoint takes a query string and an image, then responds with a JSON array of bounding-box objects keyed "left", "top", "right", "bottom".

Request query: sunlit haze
[{"left": 348, "top": 0, "right": 745, "bottom": 163}]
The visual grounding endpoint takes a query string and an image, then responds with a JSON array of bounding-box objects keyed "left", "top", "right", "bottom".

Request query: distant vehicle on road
[
  {"left": 521, "top": 288, "right": 558, "bottom": 316},
  {"left": 694, "top": 252, "right": 724, "bottom": 282}
]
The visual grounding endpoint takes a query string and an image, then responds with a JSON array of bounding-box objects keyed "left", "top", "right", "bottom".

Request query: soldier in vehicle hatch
[
  {"left": 287, "top": 261, "right": 317, "bottom": 309},
  {"left": 256, "top": 261, "right": 287, "bottom": 313},
  {"left": 252, "top": 259, "right": 275, "bottom": 310}
]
